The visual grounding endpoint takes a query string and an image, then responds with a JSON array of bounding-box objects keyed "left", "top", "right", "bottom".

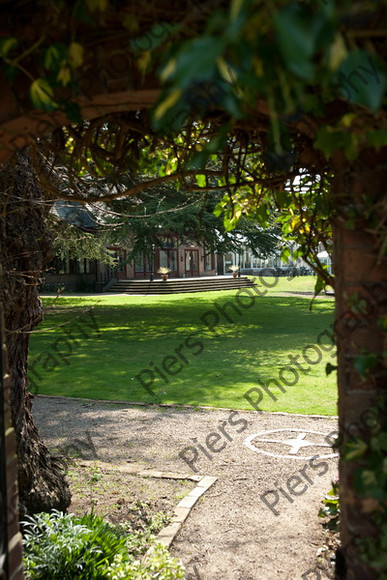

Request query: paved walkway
[{"left": 33, "top": 397, "right": 337, "bottom": 579}]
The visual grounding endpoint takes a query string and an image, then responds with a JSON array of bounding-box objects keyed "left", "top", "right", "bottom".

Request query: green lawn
[
  {"left": 30, "top": 276, "right": 337, "bottom": 415},
  {"left": 250, "top": 274, "right": 316, "bottom": 293}
]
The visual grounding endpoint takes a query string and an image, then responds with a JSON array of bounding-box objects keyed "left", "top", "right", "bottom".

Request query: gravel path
[{"left": 32, "top": 396, "right": 338, "bottom": 580}]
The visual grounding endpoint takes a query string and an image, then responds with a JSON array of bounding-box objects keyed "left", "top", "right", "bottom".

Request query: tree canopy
[{"left": 50, "top": 173, "right": 280, "bottom": 266}]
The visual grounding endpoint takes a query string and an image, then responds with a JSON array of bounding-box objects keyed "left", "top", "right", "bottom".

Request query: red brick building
[{"left": 43, "top": 236, "right": 217, "bottom": 292}]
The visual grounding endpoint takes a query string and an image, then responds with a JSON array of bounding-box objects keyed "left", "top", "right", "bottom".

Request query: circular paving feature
[{"left": 243, "top": 428, "right": 338, "bottom": 460}]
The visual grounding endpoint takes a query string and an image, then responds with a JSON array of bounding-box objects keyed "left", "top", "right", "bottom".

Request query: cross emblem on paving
[
  {"left": 255, "top": 431, "right": 320, "bottom": 455},
  {"left": 282, "top": 432, "right": 313, "bottom": 454},
  {"left": 243, "top": 428, "right": 338, "bottom": 460}
]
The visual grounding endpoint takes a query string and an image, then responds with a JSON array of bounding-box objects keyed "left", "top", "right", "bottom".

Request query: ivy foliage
[
  {"left": 10, "top": 0, "right": 382, "bottom": 285},
  {"left": 153, "top": 0, "right": 387, "bottom": 158},
  {"left": 342, "top": 398, "right": 387, "bottom": 575}
]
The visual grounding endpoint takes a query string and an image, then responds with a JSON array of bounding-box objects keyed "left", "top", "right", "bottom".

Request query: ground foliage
[{"left": 22, "top": 509, "right": 185, "bottom": 579}]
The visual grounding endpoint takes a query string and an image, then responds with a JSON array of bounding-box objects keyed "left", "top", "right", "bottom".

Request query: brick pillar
[
  {"left": 0, "top": 304, "right": 24, "bottom": 580},
  {"left": 331, "top": 149, "right": 387, "bottom": 579}
]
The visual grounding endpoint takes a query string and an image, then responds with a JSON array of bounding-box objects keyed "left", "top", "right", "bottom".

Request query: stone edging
[
  {"left": 76, "top": 460, "right": 217, "bottom": 549},
  {"left": 151, "top": 474, "right": 217, "bottom": 548}
]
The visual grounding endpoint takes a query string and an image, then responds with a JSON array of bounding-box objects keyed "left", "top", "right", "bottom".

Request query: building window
[
  {"left": 204, "top": 253, "right": 214, "bottom": 271},
  {"left": 135, "top": 253, "right": 152, "bottom": 273},
  {"left": 78, "top": 258, "right": 95, "bottom": 274},
  {"left": 224, "top": 253, "right": 234, "bottom": 269},
  {"left": 135, "top": 253, "right": 145, "bottom": 273},
  {"left": 159, "top": 249, "right": 177, "bottom": 271}
]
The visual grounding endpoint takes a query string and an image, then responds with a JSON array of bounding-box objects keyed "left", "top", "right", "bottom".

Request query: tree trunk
[
  {"left": 0, "top": 150, "right": 71, "bottom": 517},
  {"left": 331, "top": 148, "right": 387, "bottom": 579}
]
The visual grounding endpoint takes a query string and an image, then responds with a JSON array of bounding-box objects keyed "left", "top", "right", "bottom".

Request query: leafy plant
[
  {"left": 342, "top": 398, "right": 387, "bottom": 575},
  {"left": 229, "top": 265, "right": 239, "bottom": 272},
  {"left": 157, "top": 267, "right": 171, "bottom": 274},
  {"left": 22, "top": 510, "right": 186, "bottom": 579},
  {"left": 319, "top": 478, "right": 340, "bottom": 532},
  {"left": 22, "top": 510, "right": 127, "bottom": 579},
  {"left": 105, "top": 542, "right": 186, "bottom": 579},
  {"left": 87, "top": 466, "right": 103, "bottom": 508}
]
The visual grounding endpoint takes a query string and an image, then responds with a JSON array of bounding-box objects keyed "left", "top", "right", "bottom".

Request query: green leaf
[
  {"left": 338, "top": 50, "right": 386, "bottom": 112},
  {"left": 281, "top": 247, "right": 291, "bottom": 261},
  {"left": 230, "top": 0, "right": 245, "bottom": 22},
  {"left": 164, "top": 36, "right": 226, "bottom": 89},
  {"left": 57, "top": 65, "right": 71, "bottom": 86},
  {"left": 367, "top": 130, "right": 387, "bottom": 150},
  {"left": 344, "top": 439, "right": 368, "bottom": 461},
  {"left": 354, "top": 353, "right": 379, "bottom": 378},
  {"left": 153, "top": 89, "right": 182, "bottom": 122},
  {"left": 314, "top": 126, "right": 359, "bottom": 161},
  {"left": 328, "top": 33, "right": 348, "bottom": 71},
  {"left": 68, "top": 42, "right": 84, "bottom": 69},
  {"left": 196, "top": 174, "right": 206, "bottom": 188},
  {"left": 29, "top": 79, "right": 57, "bottom": 111},
  {"left": 0, "top": 36, "right": 18, "bottom": 59},
  {"left": 275, "top": 190, "right": 290, "bottom": 210},
  {"left": 43, "top": 44, "right": 67, "bottom": 70},
  {"left": 213, "top": 200, "right": 225, "bottom": 218},
  {"left": 274, "top": 4, "right": 327, "bottom": 80}
]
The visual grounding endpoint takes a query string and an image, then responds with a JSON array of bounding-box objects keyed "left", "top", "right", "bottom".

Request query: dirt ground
[{"left": 32, "top": 396, "right": 338, "bottom": 580}]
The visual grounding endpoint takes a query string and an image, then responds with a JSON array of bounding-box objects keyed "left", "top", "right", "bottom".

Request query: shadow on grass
[{"left": 31, "top": 294, "right": 336, "bottom": 414}]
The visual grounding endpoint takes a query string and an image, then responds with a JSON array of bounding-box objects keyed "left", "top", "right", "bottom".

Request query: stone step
[
  {"left": 106, "top": 276, "right": 255, "bottom": 294},
  {"left": 109, "top": 282, "right": 253, "bottom": 290}
]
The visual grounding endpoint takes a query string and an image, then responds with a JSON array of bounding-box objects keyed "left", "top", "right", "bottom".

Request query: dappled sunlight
[{"left": 30, "top": 292, "right": 336, "bottom": 415}]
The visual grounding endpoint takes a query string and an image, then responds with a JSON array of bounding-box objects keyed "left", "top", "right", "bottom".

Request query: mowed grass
[
  {"left": 30, "top": 276, "right": 337, "bottom": 415},
  {"left": 250, "top": 274, "right": 317, "bottom": 293}
]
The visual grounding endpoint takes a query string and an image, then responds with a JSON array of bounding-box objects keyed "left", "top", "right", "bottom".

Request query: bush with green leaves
[
  {"left": 319, "top": 478, "right": 340, "bottom": 532},
  {"left": 22, "top": 510, "right": 186, "bottom": 579}
]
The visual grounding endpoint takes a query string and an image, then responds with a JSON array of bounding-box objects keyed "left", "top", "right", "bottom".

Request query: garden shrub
[{"left": 22, "top": 510, "right": 186, "bottom": 579}]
